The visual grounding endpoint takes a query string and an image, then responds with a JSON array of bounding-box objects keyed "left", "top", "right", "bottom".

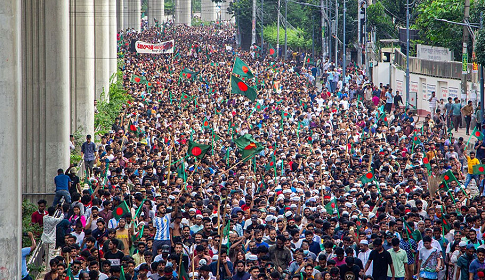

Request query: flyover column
[
  {"left": 94, "top": 0, "right": 110, "bottom": 100},
  {"left": 0, "top": 0, "right": 22, "bottom": 278}
]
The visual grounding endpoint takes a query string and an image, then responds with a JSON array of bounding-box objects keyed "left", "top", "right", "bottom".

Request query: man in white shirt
[
  {"left": 358, "top": 240, "right": 373, "bottom": 275},
  {"left": 41, "top": 206, "right": 64, "bottom": 270}
]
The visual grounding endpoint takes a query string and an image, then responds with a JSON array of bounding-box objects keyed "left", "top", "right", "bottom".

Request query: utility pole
[
  {"left": 335, "top": 0, "right": 338, "bottom": 64},
  {"left": 343, "top": 0, "right": 346, "bottom": 82},
  {"left": 284, "top": 0, "right": 287, "bottom": 59},
  {"left": 462, "top": 0, "right": 470, "bottom": 99},
  {"left": 252, "top": 0, "right": 257, "bottom": 45},
  {"left": 312, "top": 15, "right": 315, "bottom": 58},
  {"left": 321, "top": 0, "right": 325, "bottom": 61},
  {"left": 406, "top": 0, "right": 410, "bottom": 104},
  {"left": 480, "top": 12, "right": 484, "bottom": 127},
  {"left": 277, "top": 0, "right": 281, "bottom": 58},
  {"left": 261, "top": 0, "right": 264, "bottom": 53}
]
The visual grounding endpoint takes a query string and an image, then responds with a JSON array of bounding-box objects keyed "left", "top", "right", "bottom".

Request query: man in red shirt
[{"left": 31, "top": 199, "right": 47, "bottom": 226}]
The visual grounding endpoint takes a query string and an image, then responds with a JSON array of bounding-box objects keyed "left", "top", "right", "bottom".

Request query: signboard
[
  {"left": 396, "top": 80, "right": 403, "bottom": 93},
  {"left": 411, "top": 81, "right": 418, "bottom": 93},
  {"left": 441, "top": 87, "right": 448, "bottom": 99},
  {"left": 449, "top": 87, "right": 459, "bottom": 98},
  {"left": 416, "top": 44, "right": 453, "bottom": 62},
  {"left": 473, "top": 62, "right": 479, "bottom": 74},
  {"left": 135, "top": 40, "right": 174, "bottom": 54},
  {"left": 409, "top": 92, "right": 417, "bottom": 109},
  {"left": 427, "top": 84, "right": 436, "bottom": 98},
  {"left": 462, "top": 53, "right": 468, "bottom": 74},
  {"left": 422, "top": 82, "right": 427, "bottom": 100}
]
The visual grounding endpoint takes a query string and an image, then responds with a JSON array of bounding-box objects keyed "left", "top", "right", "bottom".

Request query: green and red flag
[
  {"left": 403, "top": 219, "right": 414, "bottom": 239},
  {"left": 120, "top": 266, "right": 127, "bottom": 280},
  {"left": 187, "top": 140, "right": 211, "bottom": 159},
  {"left": 443, "top": 170, "right": 458, "bottom": 184},
  {"left": 324, "top": 198, "right": 338, "bottom": 215},
  {"left": 232, "top": 57, "right": 254, "bottom": 78},
  {"left": 202, "top": 117, "right": 210, "bottom": 129},
  {"left": 472, "top": 127, "right": 484, "bottom": 140},
  {"left": 265, "top": 154, "right": 276, "bottom": 171},
  {"left": 473, "top": 164, "right": 485, "bottom": 174},
  {"left": 181, "top": 93, "right": 192, "bottom": 101},
  {"left": 129, "top": 120, "right": 137, "bottom": 133},
  {"left": 412, "top": 133, "right": 422, "bottom": 145},
  {"left": 282, "top": 111, "right": 291, "bottom": 118},
  {"left": 130, "top": 75, "right": 147, "bottom": 84},
  {"left": 360, "top": 169, "right": 375, "bottom": 184},
  {"left": 268, "top": 43, "right": 276, "bottom": 57},
  {"left": 306, "top": 56, "right": 314, "bottom": 65},
  {"left": 215, "top": 107, "right": 222, "bottom": 115},
  {"left": 441, "top": 205, "right": 451, "bottom": 233},
  {"left": 66, "top": 265, "right": 75, "bottom": 280},
  {"left": 179, "top": 68, "right": 198, "bottom": 80},
  {"left": 234, "top": 134, "right": 264, "bottom": 160},
  {"left": 179, "top": 259, "right": 189, "bottom": 280},
  {"left": 422, "top": 156, "right": 431, "bottom": 171},
  {"left": 231, "top": 75, "right": 257, "bottom": 102},
  {"left": 255, "top": 102, "right": 265, "bottom": 112},
  {"left": 113, "top": 201, "right": 130, "bottom": 221}
]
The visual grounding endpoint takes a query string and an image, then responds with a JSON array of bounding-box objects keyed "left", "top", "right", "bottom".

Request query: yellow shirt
[{"left": 467, "top": 156, "right": 480, "bottom": 174}]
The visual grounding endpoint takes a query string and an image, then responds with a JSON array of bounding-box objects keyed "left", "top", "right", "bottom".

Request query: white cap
[
  {"left": 284, "top": 211, "right": 293, "bottom": 217},
  {"left": 345, "top": 202, "right": 352, "bottom": 208},
  {"left": 459, "top": 241, "right": 467, "bottom": 247},
  {"left": 368, "top": 213, "right": 376, "bottom": 219},
  {"left": 360, "top": 240, "right": 369, "bottom": 245}
]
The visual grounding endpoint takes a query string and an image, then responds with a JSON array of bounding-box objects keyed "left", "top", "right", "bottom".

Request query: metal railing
[{"left": 394, "top": 49, "right": 474, "bottom": 82}]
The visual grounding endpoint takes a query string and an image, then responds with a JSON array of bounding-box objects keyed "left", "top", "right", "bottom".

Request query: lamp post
[
  {"left": 406, "top": 0, "right": 410, "bottom": 105},
  {"left": 342, "top": 0, "right": 346, "bottom": 83}
]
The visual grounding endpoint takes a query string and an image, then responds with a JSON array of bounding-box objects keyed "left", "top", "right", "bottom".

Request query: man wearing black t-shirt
[
  {"left": 364, "top": 238, "right": 395, "bottom": 280},
  {"left": 103, "top": 239, "right": 125, "bottom": 267}
]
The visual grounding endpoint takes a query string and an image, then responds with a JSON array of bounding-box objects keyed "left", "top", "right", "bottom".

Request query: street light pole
[
  {"left": 406, "top": 0, "right": 410, "bottom": 104},
  {"left": 284, "top": 0, "right": 287, "bottom": 60},
  {"left": 312, "top": 15, "right": 315, "bottom": 58},
  {"left": 334, "top": 0, "right": 338, "bottom": 64},
  {"left": 261, "top": 0, "right": 264, "bottom": 53},
  {"left": 277, "top": 0, "right": 281, "bottom": 58},
  {"left": 343, "top": 0, "right": 346, "bottom": 83}
]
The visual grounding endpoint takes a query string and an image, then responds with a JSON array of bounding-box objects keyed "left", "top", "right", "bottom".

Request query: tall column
[
  {"left": 117, "top": 0, "right": 124, "bottom": 31},
  {"left": 95, "top": 0, "right": 110, "bottom": 100},
  {"left": 148, "top": 0, "right": 164, "bottom": 26},
  {"left": 128, "top": 0, "right": 141, "bottom": 31},
  {"left": 220, "top": 1, "right": 232, "bottom": 22},
  {"left": 0, "top": 0, "right": 22, "bottom": 278},
  {"left": 109, "top": 0, "right": 118, "bottom": 80},
  {"left": 175, "top": 0, "right": 191, "bottom": 25},
  {"left": 72, "top": 0, "right": 95, "bottom": 136},
  {"left": 201, "top": 0, "right": 216, "bottom": 22},
  {"left": 45, "top": 0, "right": 71, "bottom": 186}
]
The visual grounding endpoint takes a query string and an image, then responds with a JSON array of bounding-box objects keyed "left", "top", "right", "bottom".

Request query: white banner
[{"left": 135, "top": 40, "right": 174, "bottom": 54}]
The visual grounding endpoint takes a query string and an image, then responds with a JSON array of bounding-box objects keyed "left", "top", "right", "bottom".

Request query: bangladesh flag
[
  {"left": 255, "top": 102, "right": 265, "bottom": 112},
  {"left": 202, "top": 117, "right": 210, "bottom": 129},
  {"left": 215, "top": 108, "right": 222, "bottom": 115},
  {"left": 282, "top": 111, "right": 291, "bottom": 118},
  {"left": 422, "top": 156, "right": 431, "bottom": 171},
  {"left": 231, "top": 75, "right": 257, "bottom": 102},
  {"left": 228, "top": 121, "right": 237, "bottom": 131},
  {"left": 234, "top": 134, "right": 264, "bottom": 161},
  {"left": 472, "top": 127, "right": 484, "bottom": 140},
  {"left": 179, "top": 259, "right": 189, "bottom": 280},
  {"left": 324, "top": 198, "right": 338, "bottom": 215},
  {"left": 181, "top": 93, "right": 191, "bottom": 101},
  {"left": 113, "top": 201, "right": 130, "bottom": 221},
  {"left": 443, "top": 170, "right": 458, "bottom": 184},
  {"left": 265, "top": 155, "right": 276, "bottom": 171},
  {"left": 130, "top": 75, "right": 147, "bottom": 84},
  {"left": 129, "top": 120, "right": 137, "bottom": 133},
  {"left": 306, "top": 56, "right": 314, "bottom": 65},
  {"left": 177, "top": 160, "right": 187, "bottom": 182},
  {"left": 473, "top": 164, "right": 485, "bottom": 174},
  {"left": 120, "top": 266, "right": 127, "bottom": 280},
  {"left": 66, "top": 265, "right": 75, "bottom": 280},
  {"left": 268, "top": 43, "right": 276, "bottom": 57},
  {"left": 188, "top": 140, "right": 211, "bottom": 159},
  {"left": 412, "top": 133, "right": 422, "bottom": 145},
  {"left": 179, "top": 68, "right": 198, "bottom": 80},
  {"left": 232, "top": 57, "right": 254, "bottom": 79},
  {"left": 360, "top": 169, "right": 374, "bottom": 184},
  {"left": 441, "top": 206, "right": 451, "bottom": 233},
  {"left": 403, "top": 219, "right": 414, "bottom": 239},
  {"left": 146, "top": 81, "right": 153, "bottom": 88}
]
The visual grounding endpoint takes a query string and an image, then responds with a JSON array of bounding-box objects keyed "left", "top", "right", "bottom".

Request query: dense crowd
[{"left": 22, "top": 21, "right": 485, "bottom": 280}]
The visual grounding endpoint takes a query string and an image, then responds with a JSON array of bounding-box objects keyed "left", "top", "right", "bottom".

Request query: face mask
[{"left": 303, "top": 250, "right": 309, "bottom": 255}]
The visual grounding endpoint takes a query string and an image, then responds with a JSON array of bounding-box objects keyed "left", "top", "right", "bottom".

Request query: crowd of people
[{"left": 22, "top": 21, "right": 485, "bottom": 280}]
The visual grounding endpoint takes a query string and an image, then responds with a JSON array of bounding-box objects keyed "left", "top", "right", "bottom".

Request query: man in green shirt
[
  {"left": 388, "top": 238, "right": 408, "bottom": 280},
  {"left": 452, "top": 97, "right": 463, "bottom": 132}
]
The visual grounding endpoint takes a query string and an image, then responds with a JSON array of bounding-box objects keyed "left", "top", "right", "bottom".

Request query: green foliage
[
  {"left": 193, "top": 0, "right": 201, "bottom": 13},
  {"left": 22, "top": 200, "right": 42, "bottom": 247},
  {"left": 413, "top": 0, "right": 485, "bottom": 60},
  {"left": 367, "top": 2, "right": 398, "bottom": 40},
  {"left": 165, "top": 0, "right": 174, "bottom": 15},
  {"left": 477, "top": 29, "right": 485, "bottom": 66},
  {"left": 94, "top": 71, "right": 131, "bottom": 134},
  {"left": 263, "top": 25, "right": 311, "bottom": 49}
]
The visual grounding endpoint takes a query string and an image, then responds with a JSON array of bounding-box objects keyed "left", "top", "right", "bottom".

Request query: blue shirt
[
  {"left": 22, "top": 247, "right": 31, "bottom": 277},
  {"left": 81, "top": 141, "right": 96, "bottom": 161},
  {"left": 469, "top": 259, "right": 485, "bottom": 280},
  {"left": 54, "top": 174, "right": 71, "bottom": 191}
]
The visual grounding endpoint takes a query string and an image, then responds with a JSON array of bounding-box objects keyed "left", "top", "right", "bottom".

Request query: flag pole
[
  {"left": 216, "top": 198, "right": 229, "bottom": 277},
  {"left": 166, "top": 133, "right": 174, "bottom": 191},
  {"left": 222, "top": 154, "right": 256, "bottom": 174},
  {"left": 186, "top": 159, "right": 201, "bottom": 183}
]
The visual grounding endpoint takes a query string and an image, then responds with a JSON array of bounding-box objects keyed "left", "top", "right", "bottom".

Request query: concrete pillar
[
  {"left": 128, "top": 0, "right": 141, "bottom": 31},
  {"left": 71, "top": 0, "right": 95, "bottom": 136},
  {"left": 201, "top": 0, "right": 216, "bottom": 22},
  {"left": 95, "top": 0, "right": 110, "bottom": 100},
  {"left": 175, "top": 0, "right": 191, "bottom": 25},
  {"left": 220, "top": 1, "right": 233, "bottom": 22},
  {"left": 117, "top": 0, "right": 124, "bottom": 31},
  {"left": 148, "top": 0, "right": 164, "bottom": 26},
  {"left": 109, "top": 0, "right": 118, "bottom": 79},
  {"left": 0, "top": 0, "right": 22, "bottom": 278},
  {"left": 45, "top": 0, "right": 71, "bottom": 186}
]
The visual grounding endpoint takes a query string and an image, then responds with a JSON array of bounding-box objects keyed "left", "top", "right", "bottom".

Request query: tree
[
  {"left": 477, "top": 29, "right": 485, "bottom": 66},
  {"left": 413, "top": 0, "right": 485, "bottom": 61},
  {"left": 263, "top": 25, "right": 311, "bottom": 50},
  {"left": 366, "top": 2, "right": 397, "bottom": 41}
]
